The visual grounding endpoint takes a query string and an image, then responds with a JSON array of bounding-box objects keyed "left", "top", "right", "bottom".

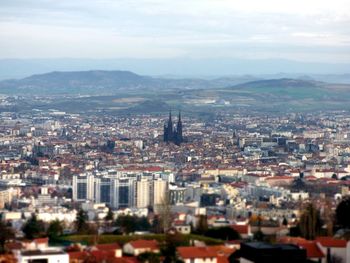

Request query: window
[{"left": 77, "top": 182, "right": 87, "bottom": 199}]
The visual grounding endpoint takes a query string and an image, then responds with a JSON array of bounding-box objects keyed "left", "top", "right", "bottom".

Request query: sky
[{"left": 0, "top": 0, "right": 350, "bottom": 63}]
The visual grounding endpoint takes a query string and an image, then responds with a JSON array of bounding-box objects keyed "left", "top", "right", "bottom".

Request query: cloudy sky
[{"left": 1, "top": 0, "right": 350, "bottom": 63}]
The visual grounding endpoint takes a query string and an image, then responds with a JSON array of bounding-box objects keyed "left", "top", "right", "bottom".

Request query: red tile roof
[
  {"left": 145, "top": 166, "right": 163, "bottom": 172},
  {"left": 230, "top": 182, "right": 247, "bottom": 188},
  {"left": 5, "top": 241, "right": 23, "bottom": 251},
  {"left": 95, "top": 243, "right": 121, "bottom": 251},
  {"left": 33, "top": 238, "right": 49, "bottom": 244},
  {"left": 68, "top": 251, "right": 89, "bottom": 261},
  {"left": 177, "top": 246, "right": 218, "bottom": 259},
  {"left": 278, "top": 237, "right": 324, "bottom": 259},
  {"left": 316, "top": 237, "right": 347, "bottom": 248},
  {"left": 129, "top": 239, "right": 159, "bottom": 250},
  {"left": 299, "top": 242, "right": 324, "bottom": 258},
  {"left": 69, "top": 250, "right": 121, "bottom": 263},
  {"left": 0, "top": 254, "right": 17, "bottom": 263},
  {"left": 208, "top": 245, "right": 235, "bottom": 257},
  {"left": 90, "top": 250, "right": 116, "bottom": 261},
  {"left": 117, "top": 257, "right": 139, "bottom": 263},
  {"left": 231, "top": 224, "right": 249, "bottom": 235},
  {"left": 305, "top": 176, "right": 317, "bottom": 181},
  {"left": 278, "top": 237, "right": 306, "bottom": 243}
]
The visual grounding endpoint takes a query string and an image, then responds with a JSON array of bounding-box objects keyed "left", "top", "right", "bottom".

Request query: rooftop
[{"left": 21, "top": 249, "right": 67, "bottom": 256}]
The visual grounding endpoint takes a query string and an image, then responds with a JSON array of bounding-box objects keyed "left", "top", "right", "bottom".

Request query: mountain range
[
  {"left": 0, "top": 70, "right": 261, "bottom": 95},
  {"left": 1, "top": 70, "right": 350, "bottom": 113}
]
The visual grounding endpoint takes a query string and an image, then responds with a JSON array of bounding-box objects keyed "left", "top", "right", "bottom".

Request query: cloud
[{"left": 0, "top": 0, "right": 349, "bottom": 62}]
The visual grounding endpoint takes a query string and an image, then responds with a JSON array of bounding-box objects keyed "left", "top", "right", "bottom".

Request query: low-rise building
[{"left": 123, "top": 239, "right": 160, "bottom": 256}]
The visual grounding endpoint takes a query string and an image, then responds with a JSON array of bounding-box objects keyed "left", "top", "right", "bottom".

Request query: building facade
[{"left": 72, "top": 172, "right": 168, "bottom": 209}]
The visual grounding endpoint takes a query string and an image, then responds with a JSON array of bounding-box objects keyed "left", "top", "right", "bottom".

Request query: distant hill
[
  {"left": 0, "top": 70, "right": 155, "bottom": 94},
  {"left": 230, "top": 78, "right": 321, "bottom": 89},
  {"left": 4, "top": 70, "right": 348, "bottom": 98},
  {"left": 204, "top": 77, "right": 350, "bottom": 111},
  {"left": 0, "top": 70, "right": 260, "bottom": 95},
  {"left": 220, "top": 78, "right": 350, "bottom": 102},
  {"left": 1, "top": 70, "right": 350, "bottom": 113},
  {"left": 22, "top": 70, "right": 148, "bottom": 85}
]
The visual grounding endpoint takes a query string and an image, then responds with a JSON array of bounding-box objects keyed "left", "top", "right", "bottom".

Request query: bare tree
[
  {"left": 157, "top": 195, "right": 172, "bottom": 233},
  {"left": 299, "top": 203, "right": 322, "bottom": 240}
]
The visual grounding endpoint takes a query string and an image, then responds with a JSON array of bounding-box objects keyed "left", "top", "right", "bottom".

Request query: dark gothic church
[{"left": 163, "top": 111, "right": 183, "bottom": 145}]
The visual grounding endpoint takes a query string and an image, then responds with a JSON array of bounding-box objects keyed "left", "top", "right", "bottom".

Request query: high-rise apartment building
[
  {"left": 72, "top": 173, "right": 169, "bottom": 210},
  {"left": 136, "top": 178, "right": 151, "bottom": 208},
  {"left": 153, "top": 178, "right": 168, "bottom": 206},
  {"left": 111, "top": 178, "right": 135, "bottom": 208},
  {"left": 72, "top": 173, "right": 95, "bottom": 201}
]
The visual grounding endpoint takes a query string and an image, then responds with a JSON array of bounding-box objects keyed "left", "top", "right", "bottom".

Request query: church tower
[
  {"left": 175, "top": 111, "right": 183, "bottom": 145},
  {"left": 167, "top": 111, "right": 173, "bottom": 141},
  {"left": 163, "top": 110, "right": 183, "bottom": 145}
]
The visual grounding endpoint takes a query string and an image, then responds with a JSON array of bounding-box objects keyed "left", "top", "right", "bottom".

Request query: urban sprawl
[{"left": 1, "top": 109, "right": 350, "bottom": 263}]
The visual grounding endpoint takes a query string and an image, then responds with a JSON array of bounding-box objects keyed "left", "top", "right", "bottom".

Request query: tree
[
  {"left": 282, "top": 217, "right": 288, "bottom": 226},
  {"left": 162, "top": 233, "right": 186, "bottom": 263},
  {"left": 115, "top": 215, "right": 137, "bottom": 234},
  {"left": 289, "top": 225, "right": 301, "bottom": 237},
  {"left": 204, "top": 227, "right": 241, "bottom": 241},
  {"left": 75, "top": 209, "right": 88, "bottom": 233},
  {"left": 253, "top": 230, "right": 265, "bottom": 241},
  {"left": 196, "top": 215, "right": 208, "bottom": 234},
  {"left": 105, "top": 208, "right": 114, "bottom": 222},
  {"left": 104, "top": 208, "right": 114, "bottom": 230},
  {"left": 152, "top": 216, "right": 162, "bottom": 234},
  {"left": 257, "top": 214, "right": 263, "bottom": 231},
  {"left": 336, "top": 196, "right": 350, "bottom": 229},
  {"left": 47, "top": 220, "right": 64, "bottom": 240},
  {"left": 22, "top": 214, "right": 45, "bottom": 239},
  {"left": 298, "top": 203, "right": 322, "bottom": 240},
  {"left": 86, "top": 223, "right": 98, "bottom": 235},
  {"left": 138, "top": 217, "right": 151, "bottom": 231},
  {"left": 0, "top": 220, "right": 14, "bottom": 254},
  {"left": 324, "top": 199, "right": 334, "bottom": 237},
  {"left": 157, "top": 195, "right": 172, "bottom": 233},
  {"left": 115, "top": 215, "right": 151, "bottom": 234},
  {"left": 138, "top": 252, "right": 161, "bottom": 263},
  {"left": 291, "top": 177, "right": 306, "bottom": 191}
]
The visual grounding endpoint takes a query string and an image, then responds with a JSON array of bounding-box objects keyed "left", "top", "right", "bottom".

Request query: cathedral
[{"left": 163, "top": 111, "right": 183, "bottom": 145}]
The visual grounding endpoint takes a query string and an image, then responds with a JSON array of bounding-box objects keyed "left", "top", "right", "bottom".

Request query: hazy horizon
[{"left": 0, "top": 57, "right": 350, "bottom": 80}]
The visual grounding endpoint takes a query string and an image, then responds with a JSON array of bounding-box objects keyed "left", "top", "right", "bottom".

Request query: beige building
[
  {"left": 0, "top": 187, "right": 19, "bottom": 209},
  {"left": 136, "top": 179, "right": 151, "bottom": 208},
  {"left": 152, "top": 178, "right": 168, "bottom": 206},
  {"left": 136, "top": 178, "right": 168, "bottom": 209}
]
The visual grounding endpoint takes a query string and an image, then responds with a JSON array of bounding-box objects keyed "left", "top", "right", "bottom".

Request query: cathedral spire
[
  {"left": 164, "top": 110, "right": 183, "bottom": 145},
  {"left": 176, "top": 110, "right": 183, "bottom": 145}
]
